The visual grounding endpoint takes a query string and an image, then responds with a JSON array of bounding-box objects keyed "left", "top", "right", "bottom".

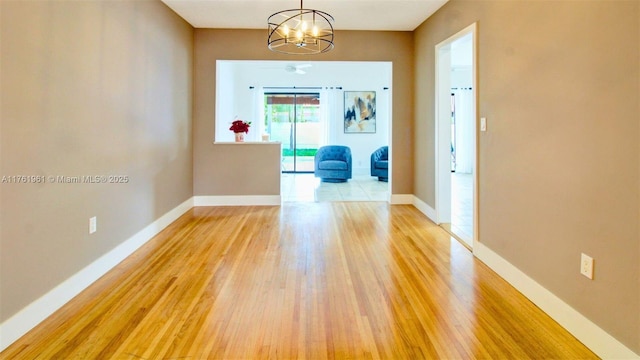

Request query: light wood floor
[{"left": 2, "top": 203, "right": 597, "bottom": 359}]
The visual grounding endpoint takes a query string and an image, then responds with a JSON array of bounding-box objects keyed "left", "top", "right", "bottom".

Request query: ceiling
[{"left": 161, "top": 0, "right": 449, "bottom": 31}]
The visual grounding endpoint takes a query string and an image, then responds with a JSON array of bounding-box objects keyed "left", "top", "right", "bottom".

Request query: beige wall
[
  {"left": 3, "top": 0, "right": 638, "bottom": 353},
  {"left": 414, "top": 0, "right": 640, "bottom": 353},
  {"left": 193, "top": 29, "right": 414, "bottom": 196},
  {"left": 0, "top": 0, "right": 193, "bottom": 321}
]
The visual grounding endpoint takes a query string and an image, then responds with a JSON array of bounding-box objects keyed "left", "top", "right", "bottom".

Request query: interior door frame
[{"left": 434, "top": 22, "right": 478, "bottom": 249}]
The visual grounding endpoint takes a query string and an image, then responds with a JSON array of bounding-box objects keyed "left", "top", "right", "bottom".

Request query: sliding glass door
[{"left": 264, "top": 93, "right": 321, "bottom": 173}]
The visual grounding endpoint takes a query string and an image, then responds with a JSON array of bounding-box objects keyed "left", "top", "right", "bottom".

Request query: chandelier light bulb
[
  {"left": 312, "top": 25, "right": 319, "bottom": 37},
  {"left": 283, "top": 25, "right": 289, "bottom": 36},
  {"left": 301, "top": 21, "right": 308, "bottom": 32}
]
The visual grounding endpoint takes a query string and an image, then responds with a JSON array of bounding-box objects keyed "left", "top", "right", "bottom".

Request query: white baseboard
[
  {"left": 352, "top": 167, "right": 370, "bottom": 176},
  {"left": 194, "top": 195, "right": 281, "bottom": 206},
  {"left": 0, "top": 197, "right": 194, "bottom": 351},
  {"left": 390, "top": 194, "right": 413, "bottom": 204},
  {"left": 474, "top": 242, "right": 640, "bottom": 360},
  {"left": 411, "top": 196, "right": 437, "bottom": 223}
]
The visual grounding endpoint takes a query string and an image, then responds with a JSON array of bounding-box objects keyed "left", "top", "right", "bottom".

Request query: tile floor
[
  {"left": 450, "top": 172, "right": 473, "bottom": 245},
  {"left": 281, "top": 173, "right": 389, "bottom": 202}
]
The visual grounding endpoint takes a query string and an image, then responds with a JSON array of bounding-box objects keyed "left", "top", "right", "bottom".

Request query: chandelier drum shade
[{"left": 267, "top": 0, "right": 334, "bottom": 55}]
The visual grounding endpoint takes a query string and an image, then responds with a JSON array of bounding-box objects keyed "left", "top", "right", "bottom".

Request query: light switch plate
[{"left": 480, "top": 117, "right": 487, "bottom": 132}]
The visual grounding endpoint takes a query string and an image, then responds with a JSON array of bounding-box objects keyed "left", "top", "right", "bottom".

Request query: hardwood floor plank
[{"left": 1, "top": 203, "right": 598, "bottom": 359}]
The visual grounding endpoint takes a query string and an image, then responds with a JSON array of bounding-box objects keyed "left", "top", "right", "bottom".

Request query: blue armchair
[
  {"left": 371, "top": 146, "right": 388, "bottom": 182},
  {"left": 314, "top": 145, "right": 352, "bottom": 182}
]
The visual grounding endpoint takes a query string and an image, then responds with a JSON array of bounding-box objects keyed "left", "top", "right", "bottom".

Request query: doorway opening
[
  {"left": 435, "top": 23, "right": 477, "bottom": 249},
  {"left": 264, "top": 92, "right": 321, "bottom": 173},
  {"left": 215, "top": 60, "right": 392, "bottom": 202}
]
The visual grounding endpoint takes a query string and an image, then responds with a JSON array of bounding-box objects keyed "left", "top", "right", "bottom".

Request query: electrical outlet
[
  {"left": 89, "top": 216, "right": 97, "bottom": 234},
  {"left": 580, "top": 253, "right": 593, "bottom": 279}
]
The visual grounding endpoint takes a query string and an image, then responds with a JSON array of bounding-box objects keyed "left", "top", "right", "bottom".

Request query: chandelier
[{"left": 267, "top": 0, "right": 335, "bottom": 55}]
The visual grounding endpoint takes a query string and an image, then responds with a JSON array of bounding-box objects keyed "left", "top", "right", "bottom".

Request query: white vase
[{"left": 234, "top": 132, "right": 245, "bottom": 142}]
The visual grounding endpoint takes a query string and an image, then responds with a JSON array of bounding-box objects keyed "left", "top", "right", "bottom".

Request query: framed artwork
[{"left": 344, "top": 91, "right": 376, "bottom": 133}]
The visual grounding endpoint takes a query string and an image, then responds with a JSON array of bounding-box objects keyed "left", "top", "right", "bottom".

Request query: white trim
[
  {"left": 470, "top": 23, "right": 480, "bottom": 253},
  {"left": 434, "top": 40, "right": 452, "bottom": 224},
  {"left": 434, "top": 22, "right": 478, "bottom": 248},
  {"left": 474, "top": 242, "right": 640, "bottom": 360},
  {"left": 411, "top": 196, "right": 437, "bottom": 223},
  {"left": 194, "top": 195, "right": 281, "bottom": 206},
  {"left": 213, "top": 141, "right": 281, "bottom": 145},
  {"left": 0, "top": 197, "right": 194, "bottom": 351},
  {"left": 389, "top": 194, "right": 413, "bottom": 204}
]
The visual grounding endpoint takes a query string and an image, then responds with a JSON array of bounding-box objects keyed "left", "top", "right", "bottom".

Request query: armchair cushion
[
  {"left": 318, "top": 160, "right": 349, "bottom": 171},
  {"left": 374, "top": 160, "right": 388, "bottom": 169}
]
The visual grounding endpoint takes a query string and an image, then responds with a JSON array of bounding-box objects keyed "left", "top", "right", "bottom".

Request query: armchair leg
[{"left": 322, "top": 178, "right": 348, "bottom": 183}]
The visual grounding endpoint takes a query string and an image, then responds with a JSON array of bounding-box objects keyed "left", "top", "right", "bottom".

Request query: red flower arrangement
[{"left": 229, "top": 120, "right": 251, "bottom": 134}]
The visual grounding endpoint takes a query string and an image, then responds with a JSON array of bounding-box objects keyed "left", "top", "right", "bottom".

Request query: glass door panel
[{"left": 265, "top": 93, "right": 321, "bottom": 173}]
